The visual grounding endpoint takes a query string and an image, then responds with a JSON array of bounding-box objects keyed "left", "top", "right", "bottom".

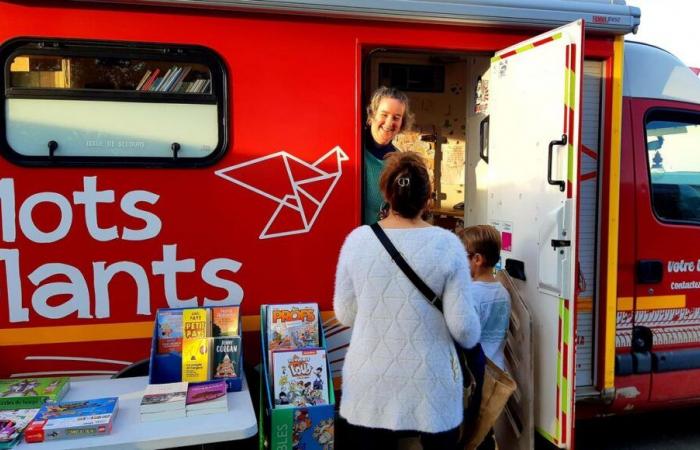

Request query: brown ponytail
[{"left": 379, "top": 152, "right": 432, "bottom": 219}]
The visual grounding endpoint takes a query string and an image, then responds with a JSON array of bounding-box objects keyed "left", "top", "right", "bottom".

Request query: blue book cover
[{"left": 25, "top": 397, "right": 118, "bottom": 442}]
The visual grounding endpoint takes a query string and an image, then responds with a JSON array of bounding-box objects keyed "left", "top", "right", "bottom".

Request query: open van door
[{"left": 487, "top": 21, "right": 584, "bottom": 449}]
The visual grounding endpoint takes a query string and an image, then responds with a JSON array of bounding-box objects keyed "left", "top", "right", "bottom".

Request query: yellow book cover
[
  {"left": 182, "top": 337, "right": 211, "bottom": 382},
  {"left": 183, "top": 308, "right": 209, "bottom": 339}
]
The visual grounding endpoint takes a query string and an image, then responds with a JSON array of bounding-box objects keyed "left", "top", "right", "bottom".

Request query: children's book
[
  {"left": 24, "top": 397, "right": 118, "bottom": 442},
  {"left": 140, "top": 382, "right": 188, "bottom": 413},
  {"left": 267, "top": 303, "right": 320, "bottom": 354},
  {"left": 183, "top": 308, "right": 210, "bottom": 340},
  {"left": 0, "top": 378, "right": 70, "bottom": 411},
  {"left": 211, "top": 336, "right": 241, "bottom": 379},
  {"left": 272, "top": 348, "right": 329, "bottom": 409},
  {"left": 0, "top": 409, "right": 39, "bottom": 449},
  {"left": 182, "top": 338, "right": 211, "bottom": 382},
  {"left": 211, "top": 306, "right": 240, "bottom": 337},
  {"left": 157, "top": 309, "right": 183, "bottom": 354}
]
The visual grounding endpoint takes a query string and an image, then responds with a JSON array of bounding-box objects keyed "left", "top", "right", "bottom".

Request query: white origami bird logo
[{"left": 215, "top": 146, "right": 349, "bottom": 239}]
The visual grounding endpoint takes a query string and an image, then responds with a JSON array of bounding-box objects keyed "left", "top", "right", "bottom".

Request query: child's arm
[{"left": 442, "top": 235, "right": 481, "bottom": 349}]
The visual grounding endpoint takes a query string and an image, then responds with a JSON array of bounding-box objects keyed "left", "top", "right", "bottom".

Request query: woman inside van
[
  {"left": 334, "top": 151, "right": 481, "bottom": 450},
  {"left": 363, "top": 86, "right": 414, "bottom": 224}
]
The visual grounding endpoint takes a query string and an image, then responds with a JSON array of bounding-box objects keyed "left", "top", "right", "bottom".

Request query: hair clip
[{"left": 397, "top": 177, "right": 410, "bottom": 187}]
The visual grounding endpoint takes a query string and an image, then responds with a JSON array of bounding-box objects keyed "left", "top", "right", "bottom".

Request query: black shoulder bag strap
[{"left": 369, "top": 223, "right": 443, "bottom": 312}]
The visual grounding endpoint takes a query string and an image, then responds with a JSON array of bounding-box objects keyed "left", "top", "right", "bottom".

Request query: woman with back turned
[{"left": 334, "top": 152, "right": 481, "bottom": 450}]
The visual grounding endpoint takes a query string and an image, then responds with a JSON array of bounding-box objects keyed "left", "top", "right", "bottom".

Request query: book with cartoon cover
[
  {"left": 267, "top": 303, "right": 319, "bottom": 353},
  {"left": 211, "top": 336, "right": 241, "bottom": 379},
  {"left": 0, "top": 378, "right": 70, "bottom": 411},
  {"left": 272, "top": 348, "right": 328, "bottom": 409},
  {"left": 156, "top": 309, "right": 183, "bottom": 354},
  {"left": 0, "top": 408, "right": 39, "bottom": 448}
]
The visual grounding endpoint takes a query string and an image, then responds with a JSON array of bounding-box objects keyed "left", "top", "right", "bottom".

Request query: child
[{"left": 460, "top": 224, "right": 511, "bottom": 372}]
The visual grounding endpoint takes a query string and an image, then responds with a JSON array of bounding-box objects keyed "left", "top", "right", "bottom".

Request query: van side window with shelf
[
  {"left": 646, "top": 110, "right": 700, "bottom": 223},
  {"left": 1, "top": 39, "right": 226, "bottom": 166}
]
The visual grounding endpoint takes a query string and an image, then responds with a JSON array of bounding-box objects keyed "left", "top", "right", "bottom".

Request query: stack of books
[
  {"left": 24, "top": 397, "right": 118, "bottom": 443},
  {"left": 185, "top": 380, "right": 228, "bottom": 416},
  {"left": 139, "top": 382, "right": 187, "bottom": 422}
]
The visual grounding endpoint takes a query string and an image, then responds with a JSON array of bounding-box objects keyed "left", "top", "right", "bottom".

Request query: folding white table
[{"left": 16, "top": 374, "right": 257, "bottom": 449}]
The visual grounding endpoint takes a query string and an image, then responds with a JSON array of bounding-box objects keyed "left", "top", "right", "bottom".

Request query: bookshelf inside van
[
  {"left": 1, "top": 39, "right": 226, "bottom": 164},
  {"left": 9, "top": 55, "right": 213, "bottom": 95}
]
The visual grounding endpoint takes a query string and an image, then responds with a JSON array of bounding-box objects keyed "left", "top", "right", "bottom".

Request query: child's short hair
[{"left": 459, "top": 225, "right": 502, "bottom": 268}]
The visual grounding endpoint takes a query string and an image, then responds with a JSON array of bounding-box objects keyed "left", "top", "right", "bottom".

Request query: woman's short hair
[
  {"left": 379, "top": 151, "right": 431, "bottom": 219},
  {"left": 366, "top": 86, "right": 415, "bottom": 132},
  {"left": 459, "top": 225, "right": 502, "bottom": 267}
]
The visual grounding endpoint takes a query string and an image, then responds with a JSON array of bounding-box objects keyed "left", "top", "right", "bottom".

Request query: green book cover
[{"left": 0, "top": 377, "right": 70, "bottom": 410}]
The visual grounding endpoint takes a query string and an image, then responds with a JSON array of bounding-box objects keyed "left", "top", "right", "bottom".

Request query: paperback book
[
  {"left": 140, "top": 381, "right": 188, "bottom": 414},
  {"left": 183, "top": 308, "right": 210, "bottom": 339},
  {"left": 182, "top": 338, "right": 211, "bottom": 382},
  {"left": 0, "top": 378, "right": 70, "bottom": 411},
  {"left": 211, "top": 336, "right": 241, "bottom": 379},
  {"left": 24, "top": 397, "right": 118, "bottom": 443},
  {"left": 272, "top": 348, "right": 329, "bottom": 408},
  {"left": 267, "top": 303, "right": 320, "bottom": 353},
  {"left": 186, "top": 380, "right": 227, "bottom": 416},
  {"left": 211, "top": 306, "right": 240, "bottom": 337},
  {"left": 157, "top": 309, "right": 183, "bottom": 354}
]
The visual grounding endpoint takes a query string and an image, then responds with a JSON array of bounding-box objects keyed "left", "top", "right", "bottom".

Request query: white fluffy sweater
[{"left": 333, "top": 225, "right": 481, "bottom": 433}]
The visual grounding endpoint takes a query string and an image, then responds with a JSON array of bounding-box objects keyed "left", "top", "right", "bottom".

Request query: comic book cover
[
  {"left": 24, "top": 397, "right": 118, "bottom": 442},
  {"left": 156, "top": 309, "right": 183, "bottom": 354},
  {"left": 0, "top": 409, "right": 39, "bottom": 448},
  {"left": 267, "top": 303, "right": 319, "bottom": 353},
  {"left": 0, "top": 378, "right": 70, "bottom": 411},
  {"left": 272, "top": 348, "right": 328, "bottom": 409},
  {"left": 182, "top": 308, "right": 209, "bottom": 339},
  {"left": 211, "top": 306, "right": 240, "bottom": 337},
  {"left": 182, "top": 338, "right": 211, "bottom": 382},
  {"left": 211, "top": 337, "right": 241, "bottom": 379}
]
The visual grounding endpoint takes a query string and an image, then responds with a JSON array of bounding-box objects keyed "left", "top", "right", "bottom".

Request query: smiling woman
[{"left": 363, "top": 86, "right": 414, "bottom": 224}]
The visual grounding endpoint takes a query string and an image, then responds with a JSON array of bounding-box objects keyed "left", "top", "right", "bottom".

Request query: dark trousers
[{"left": 344, "top": 421, "right": 461, "bottom": 450}]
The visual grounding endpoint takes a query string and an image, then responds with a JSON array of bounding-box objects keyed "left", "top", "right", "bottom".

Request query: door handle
[
  {"left": 548, "top": 134, "right": 567, "bottom": 192},
  {"left": 637, "top": 260, "right": 663, "bottom": 284}
]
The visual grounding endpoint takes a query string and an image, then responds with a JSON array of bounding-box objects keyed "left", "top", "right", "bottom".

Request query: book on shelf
[
  {"left": 171, "top": 66, "right": 192, "bottom": 93},
  {"left": 139, "top": 381, "right": 188, "bottom": 414},
  {"left": 0, "top": 378, "right": 70, "bottom": 411},
  {"left": 156, "top": 309, "right": 183, "bottom": 354},
  {"left": 211, "top": 306, "right": 240, "bottom": 337},
  {"left": 267, "top": 303, "right": 320, "bottom": 354},
  {"left": 24, "top": 397, "right": 118, "bottom": 443},
  {"left": 0, "top": 409, "right": 40, "bottom": 449},
  {"left": 186, "top": 380, "right": 227, "bottom": 416},
  {"left": 135, "top": 69, "right": 152, "bottom": 91},
  {"left": 182, "top": 337, "right": 211, "bottom": 382},
  {"left": 271, "top": 348, "right": 329, "bottom": 409},
  {"left": 140, "top": 68, "right": 160, "bottom": 91},
  {"left": 183, "top": 308, "right": 210, "bottom": 339},
  {"left": 212, "top": 336, "right": 241, "bottom": 379}
]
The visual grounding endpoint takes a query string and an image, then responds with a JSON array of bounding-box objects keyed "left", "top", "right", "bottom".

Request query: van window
[
  {"left": 1, "top": 39, "right": 227, "bottom": 166},
  {"left": 646, "top": 110, "right": 700, "bottom": 223}
]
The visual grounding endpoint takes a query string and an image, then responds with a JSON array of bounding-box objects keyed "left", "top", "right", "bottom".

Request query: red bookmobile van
[{"left": 1, "top": 0, "right": 699, "bottom": 448}]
